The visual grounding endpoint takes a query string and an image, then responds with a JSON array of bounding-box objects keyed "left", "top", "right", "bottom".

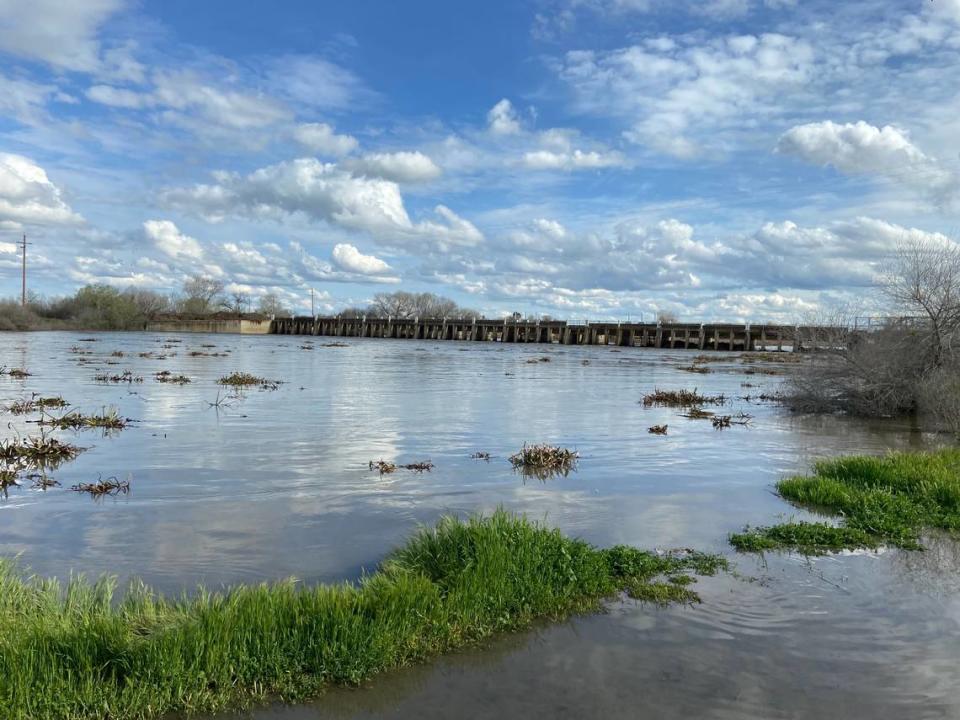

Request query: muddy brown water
[{"left": 1, "top": 331, "right": 957, "bottom": 719}]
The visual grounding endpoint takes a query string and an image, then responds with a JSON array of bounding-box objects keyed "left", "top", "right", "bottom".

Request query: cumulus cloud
[
  {"left": 522, "top": 148, "right": 626, "bottom": 170},
  {"left": 344, "top": 151, "right": 442, "bottom": 183},
  {"left": 331, "top": 243, "right": 391, "bottom": 274},
  {"left": 776, "top": 120, "right": 956, "bottom": 203},
  {"left": 293, "top": 122, "right": 359, "bottom": 156},
  {"left": 143, "top": 219, "right": 204, "bottom": 261},
  {"left": 0, "top": 153, "right": 83, "bottom": 226},
  {"left": 487, "top": 98, "right": 521, "bottom": 135},
  {"left": 163, "top": 158, "right": 482, "bottom": 249},
  {"left": 0, "top": 0, "right": 124, "bottom": 71}
]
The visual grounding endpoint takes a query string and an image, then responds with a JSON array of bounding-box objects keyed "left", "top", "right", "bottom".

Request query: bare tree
[
  {"left": 257, "top": 293, "right": 290, "bottom": 318},
  {"left": 880, "top": 236, "right": 960, "bottom": 366},
  {"left": 180, "top": 275, "right": 225, "bottom": 315},
  {"left": 222, "top": 291, "right": 250, "bottom": 315}
]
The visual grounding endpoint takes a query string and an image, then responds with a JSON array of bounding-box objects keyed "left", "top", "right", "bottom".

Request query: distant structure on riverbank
[
  {"left": 273, "top": 315, "right": 841, "bottom": 352},
  {"left": 145, "top": 312, "right": 271, "bottom": 335}
]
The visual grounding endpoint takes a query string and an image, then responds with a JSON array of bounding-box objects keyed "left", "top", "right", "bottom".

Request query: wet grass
[
  {"left": 729, "top": 448, "right": 960, "bottom": 553},
  {"left": 93, "top": 370, "right": 143, "bottom": 384},
  {"left": 642, "top": 388, "right": 725, "bottom": 407},
  {"left": 369, "top": 460, "right": 435, "bottom": 474},
  {"left": 0, "top": 510, "right": 726, "bottom": 720}
]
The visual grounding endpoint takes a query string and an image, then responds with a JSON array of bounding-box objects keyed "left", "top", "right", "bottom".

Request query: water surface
[{"left": 1, "top": 331, "right": 956, "bottom": 719}]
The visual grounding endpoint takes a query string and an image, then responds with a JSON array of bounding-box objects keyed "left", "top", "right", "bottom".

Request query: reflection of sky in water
[{"left": 1, "top": 331, "right": 957, "bottom": 719}]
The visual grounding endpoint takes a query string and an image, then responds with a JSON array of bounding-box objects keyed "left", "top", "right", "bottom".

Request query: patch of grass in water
[
  {"left": 218, "top": 372, "right": 279, "bottom": 389},
  {"left": 642, "top": 388, "right": 725, "bottom": 407},
  {"left": 4, "top": 396, "right": 68, "bottom": 415},
  {"left": 0, "top": 510, "right": 725, "bottom": 720},
  {"left": 509, "top": 444, "right": 578, "bottom": 479},
  {"left": 37, "top": 408, "right": 128, "bottom": 431},
  {"left": 0, "top": 435, "right": 83, "bottom": 466},
  {"left": 730, "top": 448, "right": 960, "bottom": 553}
]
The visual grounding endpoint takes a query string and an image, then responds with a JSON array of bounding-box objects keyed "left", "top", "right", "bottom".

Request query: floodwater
[{"left": 1, "top": 331, "right": 958, "bottom": 719}]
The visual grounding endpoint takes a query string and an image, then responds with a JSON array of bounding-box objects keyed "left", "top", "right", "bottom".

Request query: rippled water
[{"left": 1, "top": 331, "right": 957, "bottom": 719}]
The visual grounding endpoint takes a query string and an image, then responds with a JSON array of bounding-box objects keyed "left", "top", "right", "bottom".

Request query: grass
[
  {"left": 155, "top": 370, "right": 191, "bottom": 384},
  {"left": 0, "top": 367, "right": 31, "bottom": 378},
  {"left": 0, "top": 511, "right": 726, "bottom": 720},
  {"left": 71, "top": 475, "right": 130, "bottom": 496},
  {"left": 729, "top": 448, "right": 960, "bottom": 553}
]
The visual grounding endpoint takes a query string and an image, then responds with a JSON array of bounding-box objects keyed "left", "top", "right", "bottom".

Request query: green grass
[
  {"left": 730, "top": 448, "right": 960, "bottom": 553},
  {"left": 0, "top": 510, "right": 726, "bottom": 720}
]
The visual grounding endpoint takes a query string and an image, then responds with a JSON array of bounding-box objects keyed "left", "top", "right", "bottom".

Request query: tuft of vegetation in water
[
  {"left": 4, "top": 395, "right": 69, "bottom": 415},
  {"left": 470, "top": 451, "right": 491, "bottom": 460},
  {"left": 509, "top": 444, "right": 578, "bottom": 479},
  {"left": 730, "top": 448, "right": 960, "bottom": 553},
  {"left": 730, "top": 523, "right": 877, "bottom": 554},
  {"left": 71, "top": 474, "right": 130, "bottom": 497},
  {"left": 679, "top": 364, "right": 711, "bottom": 374},
  {"left": 711, "top": 412, "right": 753, "bottom": 429},
  {"left": 154, "top": 370, "right": 191, "bottom": 384},
  {"left": 0, "top": 511, "right": 726, "bottom": 720},
  {"left": 93, "top": 370, "right": 143, "bottom": 384},
  {"left": 36, "top": 408, "right": 128, "bottom": 431},
  {"left": 0, "top": 366, "right": 31, "bottom": 378},
  {"left": 0, "top": 436, "right": 83, "bottom": 466},
  {"left": 369, "top": 460, "right": 435, "bottom": 474},
  {"left": 218, "top": 372, "right": 279, "bottom": 390},
  {"left": 642, "top": 388, "right": 725, "bottom": 407},
  {"left": 648, "top": 424, "right": 668, "bottom": 435}
]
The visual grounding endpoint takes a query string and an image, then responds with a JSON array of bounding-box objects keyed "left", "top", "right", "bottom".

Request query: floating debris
[
  {"left": 322, "top": 342, "right": 349, "bottom": 348},
  {"left": 138, "top": 351, "right": 173, "bottom": 359},
  {"left": 509, "top": 444, "right": 578, "bottom": 476},
  {"left": 402, "top": 461, "right": 434, "bottom": 472},
  {"left": 94, "top": 370, "right": 143, "bottom": 383},
  {"left": 78, "top": 337, "right": 98, "bottom": 342},
  {"left": 110, "top": 351, "right": 125, "bottom": 358},
  {"left": 368, "top": 459, "right": 434, "bottom": 474},
  {"left": 71, "top": 474, "right": 130, "bottom": 497},
  {"left": 470, "top": 451, "right": 491, "bottom": 460},
  {"left": 69, "top": 346, "right": 94, "bottom": 355},
  {"left": 299, "top": 345, "right": 314, "bottom": 350},
  {"left": 155, "top": 370, "right": 191, "bottom": 384},
  {"left": 188, "top": 350, "right": 228, "bottom": 357},
  {"left": 648, "top": 424, "right": 669, "bottom": 435},
  {"left": 642, "top": 389, "right": 725, "bottom": 407},
  {"left": 679, "top": 364, "right": 711, "bottom": 374}
]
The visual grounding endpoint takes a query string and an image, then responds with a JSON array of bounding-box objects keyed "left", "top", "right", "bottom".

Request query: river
[{"left": 1, "top": 331, "right": 957, "bottom": 719}]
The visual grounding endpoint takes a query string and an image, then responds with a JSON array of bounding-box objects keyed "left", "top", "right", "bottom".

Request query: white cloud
[
  {"left": 0, "top": 0, "right": 124, "bottom": 71},
  {"left": 345, "top": 151, "right": 442, "bottom": 183},
  {"left": 331, "top": 243, "right": 391, "bottom": 274},
  {"left": 293, "top": 123, "right": 359, "bottom": 156},
  {"left": 143, "top": 219, "right": 204, "bottom": 261},
  {"left": 487, "top": 98, "right": 522, "bottom": 135},
  {"left": 521, "top": 148, "right": 626, "bottom": 170},
  {"left": 776, "top": 120, "right": 956, "bottom": 203},
  {"left": 163, "top": 158, "right": 482, "bottom": 249},
  {"left": 0, "top": 153, "right": 82, "bottom": 226},
  {"left": 85, "top": 84, "right": 149, "bottom": 109}
]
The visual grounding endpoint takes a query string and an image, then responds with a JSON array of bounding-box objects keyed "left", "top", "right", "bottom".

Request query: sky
[{"left": 1, "top": 0, "right": 959, "bottom": 321}]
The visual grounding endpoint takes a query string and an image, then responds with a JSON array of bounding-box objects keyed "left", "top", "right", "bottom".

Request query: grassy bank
[
  {"left": 730, "top": 448, "right": 960, "bottom": 553},
  {"left": 0, "top": 510, "right": 725, "bottom": 720}
]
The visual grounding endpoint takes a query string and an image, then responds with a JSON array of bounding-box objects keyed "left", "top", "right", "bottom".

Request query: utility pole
[
  {"left": 310, "top": 288, "right": 315, "bottom": 318},
  {"left": 19, "top": 234, "right": 29, "bottom": 307}
]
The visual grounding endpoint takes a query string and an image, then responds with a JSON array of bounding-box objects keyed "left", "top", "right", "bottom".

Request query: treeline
[
  {"left": 339, "top": 291, "right": 481, "bottom": 320},
  {"left": 0, "top": 276, "right": 290, "bottom": 332}
]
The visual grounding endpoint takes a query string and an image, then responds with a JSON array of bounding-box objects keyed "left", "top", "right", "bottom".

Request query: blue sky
[{"left": 1, "top": 0, "right": 959, "bottom": 321}]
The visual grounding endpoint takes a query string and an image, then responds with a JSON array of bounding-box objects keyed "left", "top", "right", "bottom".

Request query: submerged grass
[
  {"left": 37, "top": 408, "right": 128, "bottom": 431},
  {"left": 0, "top": 435, "right": 83, "bottom": 466},
  {"left": 730, "top": 448, "right": 960, "bottom": 553},
  {"left": 0, "top": 511, "right": 726, "bottom": 720}
]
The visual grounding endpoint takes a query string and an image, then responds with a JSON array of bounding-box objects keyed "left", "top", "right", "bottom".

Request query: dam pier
[{"left": 271, "top": 316, "right": 836, "bottom": 351}]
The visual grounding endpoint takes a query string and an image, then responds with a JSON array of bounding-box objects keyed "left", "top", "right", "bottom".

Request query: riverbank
[{"left": 0, "top": 511, "right": 724, "bottom": 720}]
